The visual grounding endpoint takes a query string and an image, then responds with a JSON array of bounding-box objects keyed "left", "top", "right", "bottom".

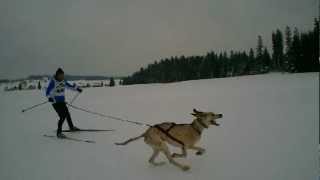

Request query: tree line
[{"left": 122, "top": 19, "right": 319, "bottom": 85}]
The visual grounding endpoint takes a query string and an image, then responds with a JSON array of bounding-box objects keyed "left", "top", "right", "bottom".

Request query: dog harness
[
  {"left": 154, "top": 119, "right": 208, "bottom": 146},
  {"left": 154, "top": 123, "right": 185, "bottom": 146},
  {"left": 191, "top": 124, "right": 202, "bottom": 135}
]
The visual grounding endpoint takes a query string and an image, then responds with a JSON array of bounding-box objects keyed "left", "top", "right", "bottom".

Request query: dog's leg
[
  {"left": 189, "top": 146, "right": 206, "bottom": 155},
  {"left": 149, "top": 149, "right": 166, "bottom": 166},
  {"left": 161, "top": 143, "right": 190, "bottom": 171},
  {"left": 171, "top": 146, "right": 187, "bottom": 158}
]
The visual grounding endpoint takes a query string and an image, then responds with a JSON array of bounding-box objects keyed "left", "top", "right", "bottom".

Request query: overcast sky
[{"left": 0, "top": 0, "right": 317, "bottom": 79}]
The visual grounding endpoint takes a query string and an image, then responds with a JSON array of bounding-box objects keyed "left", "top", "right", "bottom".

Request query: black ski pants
[{"left": 52, "top": 102, "right": 74, "bottom": 134}]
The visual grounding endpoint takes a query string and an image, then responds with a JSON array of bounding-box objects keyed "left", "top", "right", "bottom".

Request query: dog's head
[{"left": 191, "top": 108, "right": 223, "bottom": 127}]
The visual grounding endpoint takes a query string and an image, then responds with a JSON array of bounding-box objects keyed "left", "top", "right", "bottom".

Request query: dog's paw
[
  {"left": 172, "top": 153, "right": 186, "bottom": 158},
  {"left": 154, "top": 161, "right": 166, "bottom": 166},
  {"left": 150, "top": 160, "right": 166, "bottom": 166},
  {"left": 181, "top": 165, "right": 190, "bottom": 171}
]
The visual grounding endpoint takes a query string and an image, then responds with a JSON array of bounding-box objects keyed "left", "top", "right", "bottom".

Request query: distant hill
[
  {"left": 0, "top": 79, "right": 9, "bottom": 84},
  {"left": 27, "top": 75, "right": 123, "bottom": 81}
]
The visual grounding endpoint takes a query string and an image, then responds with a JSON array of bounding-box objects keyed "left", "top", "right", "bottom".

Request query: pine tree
[
  {"left": 291, "top": 28, "right": 301, "bottom": 72},
  {"left": 256, "top": 35, "right": 264, "bottom": 58},
  {"left": 255, "top": 35, "right": 264, "bottom": 72},
  {"left": 284, "top": 26, "right": 293, "bottom": 71},
  {"left": 247, "top": 48, "right": 255, "bottom": 74},
  {"left": 121, "top": 19, "right": 318, "bottom": 85},
  {"left": 285, "top": 26, "right": 292, "bottom": 54},
  {"left": 312, "top": 18, "right": 319, "bottom": 72},
  {"left": 299, "top": 21, "right": 319, "bottom": 72},
  {"left": 261, "top": 48, "right": 271, "bottom": 72},
  {"left": 272, "top": 29, "right": 284, "bottom": 71},
  {"left": 271, "top": 32, "right": 276, "bottom": 70}
]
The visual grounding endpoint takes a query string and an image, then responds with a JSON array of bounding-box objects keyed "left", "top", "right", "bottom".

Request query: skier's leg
[
  {"left": 53, "top": 103, "right": 67, "bottom": 136},
  {"left": 57, "top": 117, "right": 65, "bottom": 135},
  {"left": 62, "top": 103, "right": 76, "bottom": 130}
]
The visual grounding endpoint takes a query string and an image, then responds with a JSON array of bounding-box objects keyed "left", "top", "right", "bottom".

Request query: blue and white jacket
[{"left": 46, "top": 77, "right": 78, "bottom": 103}]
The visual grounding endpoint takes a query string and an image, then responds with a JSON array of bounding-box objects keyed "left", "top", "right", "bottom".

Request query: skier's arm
[
  {"left": 46, "top": 80, "right": 55, "bottom": 97},
  {"left": 66, "top": 81, "right": 82, "bottom": 92}
]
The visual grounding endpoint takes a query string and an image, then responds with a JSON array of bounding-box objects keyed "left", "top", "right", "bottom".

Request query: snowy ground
[{"left": 0, "top": 73, "right": 318, "bottom": 180}]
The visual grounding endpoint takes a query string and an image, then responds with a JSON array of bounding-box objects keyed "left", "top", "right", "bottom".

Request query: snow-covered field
[{"left": 0, "top": 73, "right": 318, "bottom": 180}]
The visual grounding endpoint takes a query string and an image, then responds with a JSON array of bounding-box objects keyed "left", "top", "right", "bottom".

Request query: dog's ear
[
  {"left": 193, "top": 108, "right": 202, "bottom": 114},
  {"left": 191, "top": 113, "right": 198, "bottom": 117}
]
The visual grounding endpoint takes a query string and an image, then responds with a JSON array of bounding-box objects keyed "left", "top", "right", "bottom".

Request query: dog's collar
[
  {"left": 191, "top": 123, "right": 202, "bottom": 135},
  {"left": 196, "top": 118, "right": 208, "bottom": 129}
]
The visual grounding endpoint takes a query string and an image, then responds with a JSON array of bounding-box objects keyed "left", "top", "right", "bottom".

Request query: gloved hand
[
  {"left": 77, "top": 88, "right": 83, "bottom": 93},
  {"left": 48, "top": 97, "right": 54, "bottom": 102}
]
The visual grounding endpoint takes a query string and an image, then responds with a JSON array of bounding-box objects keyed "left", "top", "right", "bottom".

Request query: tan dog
[{"left": 115, "top": 109, "right": 223, "bottom": 171}]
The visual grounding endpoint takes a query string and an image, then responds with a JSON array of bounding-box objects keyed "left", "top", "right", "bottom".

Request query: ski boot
[
  {"left": 57, "top": 133, "right": 67, "bottom": 139},
  {"left": 70, "top": 126, "right": 81, "bottom": 132}
]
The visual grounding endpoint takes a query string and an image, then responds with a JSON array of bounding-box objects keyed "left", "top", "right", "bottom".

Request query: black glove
[
  {"left": 48, "top": 97, "right": 54, "bottom": 102},
  {"left": 77, "top": 88, "right": 83, "bottom": 93}
]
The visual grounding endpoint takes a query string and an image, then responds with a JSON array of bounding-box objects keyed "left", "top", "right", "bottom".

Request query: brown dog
[{"left": 115, "top": 109, "right": 223, "bottom": 171}]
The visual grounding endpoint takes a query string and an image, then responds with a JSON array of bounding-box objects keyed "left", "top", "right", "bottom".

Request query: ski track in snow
[{"left": 0, "top": 73, "right": 318, "bottom": 180}]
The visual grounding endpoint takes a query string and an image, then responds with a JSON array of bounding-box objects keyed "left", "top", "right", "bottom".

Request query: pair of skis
[{"left": 43, "top": 129, "right": 114, "bottom": 143}]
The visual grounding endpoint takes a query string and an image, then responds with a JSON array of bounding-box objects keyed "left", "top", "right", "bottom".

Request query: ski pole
[
  {"left": 70, "top": 92, "right": 80, "bottom": 104},
  {"left": 21, "top": 101, "right": 48, "bottom": 113}
]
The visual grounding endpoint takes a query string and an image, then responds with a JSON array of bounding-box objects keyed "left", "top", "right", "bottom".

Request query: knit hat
[{"left": 55, "top": 68, "right": 64, "bottom": 76}]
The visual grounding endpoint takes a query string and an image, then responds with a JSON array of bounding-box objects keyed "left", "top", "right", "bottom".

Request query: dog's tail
[{"left": 115, "top": 133, "right": 145, "bottom": 146}]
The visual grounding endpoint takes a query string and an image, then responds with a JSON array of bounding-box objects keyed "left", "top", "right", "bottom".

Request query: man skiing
[{"left": 46, "top": 68, "right": 83, "bottom": 138}]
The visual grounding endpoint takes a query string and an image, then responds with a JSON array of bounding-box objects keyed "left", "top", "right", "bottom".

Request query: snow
[{"left": 0, "top": 73, "right": 318, "bottom": 180}]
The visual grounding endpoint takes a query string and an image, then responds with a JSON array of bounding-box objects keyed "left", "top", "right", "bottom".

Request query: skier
[{"left": 46, "top": 68, "right": 83, "bottom": 138}]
